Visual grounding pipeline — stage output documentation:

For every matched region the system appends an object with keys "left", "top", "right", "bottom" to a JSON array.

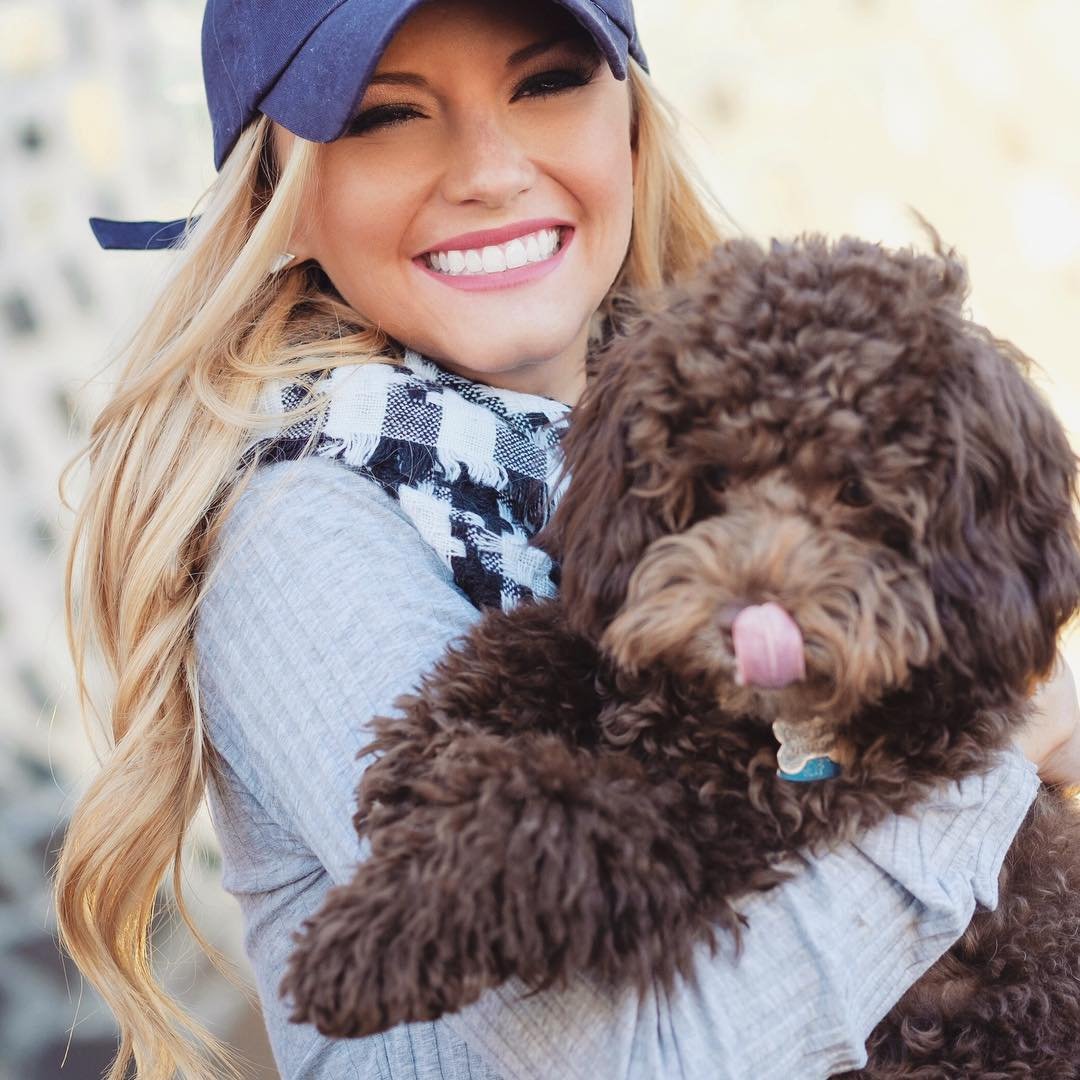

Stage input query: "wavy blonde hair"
[{"left": 53, "top": 59, "right": 727, "bottom": 1079}]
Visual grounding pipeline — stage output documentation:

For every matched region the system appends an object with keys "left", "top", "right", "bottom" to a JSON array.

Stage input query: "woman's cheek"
[
  {"left": 317, "top": 178, "right": 418, "bottom": 276},
  {"left": 534, "top": 98, "right": 632, "bottom": 188},
  {"left": 560, "top": 101, "right": 635, "bottom": 232}
]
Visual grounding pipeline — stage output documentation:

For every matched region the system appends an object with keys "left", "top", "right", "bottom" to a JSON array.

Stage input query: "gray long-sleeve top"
[{"left": 194, "top": 454, "right": 1040, "bottom": 1080}]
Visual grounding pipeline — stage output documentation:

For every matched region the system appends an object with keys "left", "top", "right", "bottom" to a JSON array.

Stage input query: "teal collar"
[{"left": 777, "top": 756, "right": 843, "bottom": 782}]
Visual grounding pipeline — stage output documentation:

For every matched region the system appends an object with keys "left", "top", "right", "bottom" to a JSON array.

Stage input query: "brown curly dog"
[{"left": 281, "top": 230, "right": 1080, "bottom": 1076}]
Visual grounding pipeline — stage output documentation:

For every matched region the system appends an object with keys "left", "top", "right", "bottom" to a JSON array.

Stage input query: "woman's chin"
[{"left": 429, "top": 330, "right": 585, "bottom": 389}]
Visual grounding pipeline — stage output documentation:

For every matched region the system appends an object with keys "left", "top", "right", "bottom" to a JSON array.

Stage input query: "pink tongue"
[{"left": 731, "top": 602, "right": 806, "bottom": 688}]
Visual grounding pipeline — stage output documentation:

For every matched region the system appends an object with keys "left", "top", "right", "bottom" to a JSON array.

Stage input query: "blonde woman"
[{"left": 57, "top": 0, "right": 1080, "bottom": 1077}]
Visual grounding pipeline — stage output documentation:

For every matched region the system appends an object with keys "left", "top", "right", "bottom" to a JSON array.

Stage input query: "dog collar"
[{"left": 777, "top": 756, "right": 844, "bottom": 782}]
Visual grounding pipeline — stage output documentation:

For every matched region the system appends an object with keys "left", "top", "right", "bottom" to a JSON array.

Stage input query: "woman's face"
[{"left": 277, "top": 0, "right": 636, "bottom": 404}]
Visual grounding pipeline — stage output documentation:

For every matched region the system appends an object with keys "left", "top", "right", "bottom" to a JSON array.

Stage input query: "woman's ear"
[
  {"left": 269, "top": 121, "right": 316, "bottom": 262},
  {"left": 283, "top": 224, "right": 314, "bottom": 265}
]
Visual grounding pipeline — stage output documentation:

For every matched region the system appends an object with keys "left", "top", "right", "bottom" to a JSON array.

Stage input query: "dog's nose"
[{"left": 731, "top": 602, "right": 806, "bottom": 688}]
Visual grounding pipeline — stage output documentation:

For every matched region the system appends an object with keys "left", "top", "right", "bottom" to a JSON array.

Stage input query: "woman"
[{"left": 56, "top": 0, "right": 1079, "bottom": 1077}]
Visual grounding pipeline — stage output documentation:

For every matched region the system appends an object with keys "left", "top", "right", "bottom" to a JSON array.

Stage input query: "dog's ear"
[
  {"left": 535, "top": 234, "right": 805, "bottom": 642},
  {"left": 535, "top": 322, "right": 685, "bottom": 641},
  {"left": 926, "top": 329, "right": 1080, "bottom": 704}
]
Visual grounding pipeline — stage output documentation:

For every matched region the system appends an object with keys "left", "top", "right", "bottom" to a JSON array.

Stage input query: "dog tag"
[{"left": 773, "top": 715, "right": 843, "bottom": 781}]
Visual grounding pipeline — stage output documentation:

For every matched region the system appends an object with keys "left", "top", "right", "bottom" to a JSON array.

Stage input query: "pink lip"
[
  {"left": 416, "top": 217, "right": 573, "bottom": 257},
  {"left": 413, "top": 227, "right": 575, "bottom": 292}
]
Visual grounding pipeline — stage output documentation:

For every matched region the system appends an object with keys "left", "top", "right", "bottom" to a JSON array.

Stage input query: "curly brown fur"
[{"left": 280, "top": 230, "right": 1080, "bottom": 1073}]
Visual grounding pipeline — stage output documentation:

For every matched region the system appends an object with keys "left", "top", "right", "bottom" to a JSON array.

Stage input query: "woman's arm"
[
  {"left": 196, "top": 455, "right": 1039, "bottom": 1079},
  {"left": 490, "top": 753, "right": 1034, "bottom": 1078}
]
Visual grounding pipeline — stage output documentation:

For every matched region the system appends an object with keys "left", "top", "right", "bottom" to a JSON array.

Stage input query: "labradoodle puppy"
[{"left": 282, "top": 231, "right": 1080, "bottom": 1075}]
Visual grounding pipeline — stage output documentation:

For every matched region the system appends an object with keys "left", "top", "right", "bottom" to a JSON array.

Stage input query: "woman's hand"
[{"left": 1014, "top": 650, "right": 1080, "bottom": 787}]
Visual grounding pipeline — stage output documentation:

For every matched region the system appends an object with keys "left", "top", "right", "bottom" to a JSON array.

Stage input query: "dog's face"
[{"left": 540, "top": 233, "right": 1080, "bottom": 734}]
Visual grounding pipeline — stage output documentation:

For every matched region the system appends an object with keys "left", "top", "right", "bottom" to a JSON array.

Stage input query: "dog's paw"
[{"left": 279, "top": 850, "right": 491, "bottom": 1038}]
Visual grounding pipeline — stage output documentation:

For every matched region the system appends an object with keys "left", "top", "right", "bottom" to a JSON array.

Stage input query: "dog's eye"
[
  {"left": 707, "top": 465, "right": 729, "bottom": 492},
  {"left": 837, "top": 477, "right": 872, "bottom": 508}
]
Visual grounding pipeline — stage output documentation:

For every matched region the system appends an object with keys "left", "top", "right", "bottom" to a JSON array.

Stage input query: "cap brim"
[{"left": 257, "top": 0, "right": 633, "bottom": 147}]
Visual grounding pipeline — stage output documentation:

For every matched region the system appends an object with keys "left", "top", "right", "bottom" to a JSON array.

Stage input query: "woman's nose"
[{"left": 438, "top": 114, "right": 537, "bottom": 209}]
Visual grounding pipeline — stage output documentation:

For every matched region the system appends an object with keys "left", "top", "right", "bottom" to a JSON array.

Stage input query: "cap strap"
[{"left": 88, "top": 216, "right": 198, "bottom": 251}]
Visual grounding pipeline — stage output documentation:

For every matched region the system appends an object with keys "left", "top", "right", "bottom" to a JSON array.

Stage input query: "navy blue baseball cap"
[{"left": 89, "top": 0, "right": 649, "bottom": 252}]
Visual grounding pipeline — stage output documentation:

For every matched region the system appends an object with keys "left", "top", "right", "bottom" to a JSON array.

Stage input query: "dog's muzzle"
[{"left": 600, "top": 509, "right": 943, "bottom": 724}]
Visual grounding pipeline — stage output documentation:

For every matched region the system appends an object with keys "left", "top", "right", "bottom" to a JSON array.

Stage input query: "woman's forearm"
[{"left": 442, "top": 748, "right": 1038, "bottom": 1080}]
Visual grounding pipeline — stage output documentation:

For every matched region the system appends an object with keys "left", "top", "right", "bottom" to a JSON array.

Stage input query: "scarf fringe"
[{"left": 319, "top": 430, "right": 383, "bottom": 471}]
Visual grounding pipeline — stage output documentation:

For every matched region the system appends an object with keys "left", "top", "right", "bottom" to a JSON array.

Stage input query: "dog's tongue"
[{"left": 732, "top": 602, "right": 806, "bottom": 688}]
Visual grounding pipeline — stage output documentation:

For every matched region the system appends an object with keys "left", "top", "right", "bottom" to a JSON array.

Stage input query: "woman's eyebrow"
[
  {"left": 367, "top": 34, "right": 594, "bottom": 88},
  {"left": 367, "top": 72, "right": 430, "bottom": 88},
  {"left": 505, "top": 32, "right": 591, "bottom": 67}
]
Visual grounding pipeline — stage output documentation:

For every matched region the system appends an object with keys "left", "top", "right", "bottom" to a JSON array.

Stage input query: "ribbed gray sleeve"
[{"left": 195, "top": 456, "right": 1040, "bottom": 1080}]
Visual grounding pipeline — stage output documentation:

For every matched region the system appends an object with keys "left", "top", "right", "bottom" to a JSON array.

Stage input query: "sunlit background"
[{"left": 2, "top": 1, "right": 1078, "bottom": 1076}]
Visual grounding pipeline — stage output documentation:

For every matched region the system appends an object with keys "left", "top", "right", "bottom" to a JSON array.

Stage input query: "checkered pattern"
[{"left": 240, "top": 350, "right": 573, "bottom": 612}]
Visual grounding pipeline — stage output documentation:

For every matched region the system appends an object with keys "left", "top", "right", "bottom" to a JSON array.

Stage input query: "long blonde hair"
[{"left": 53, "top": 60, "right": 727, "bottom": 1079}]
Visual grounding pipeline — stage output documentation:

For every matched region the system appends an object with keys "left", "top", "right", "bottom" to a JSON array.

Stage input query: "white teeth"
[
  {"left": 481, "top": 245, "right": 507, "bottom": 273},
  {"left": 425, "top": 227, "right": 564, "bottom": 276},
  {"left": 505, "top": 238, "right": 528, "bottom": 269}
]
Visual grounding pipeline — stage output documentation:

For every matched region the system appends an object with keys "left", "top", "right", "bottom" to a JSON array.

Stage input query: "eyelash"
[{"left": 348, "top": 62, "right": 601, "bottom": 135}]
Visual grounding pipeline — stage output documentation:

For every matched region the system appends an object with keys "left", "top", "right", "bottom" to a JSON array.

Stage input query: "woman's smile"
[{"left": 414, "top": 223, "right": 575, "bottom": 290}]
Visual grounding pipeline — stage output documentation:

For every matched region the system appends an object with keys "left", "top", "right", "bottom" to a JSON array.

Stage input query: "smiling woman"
[
  {"left": 275, "top": 1, "right": 637, "bottom": 401},
  {"left": 54, "top": 0, "right": 1059, "bottom": 1078}
]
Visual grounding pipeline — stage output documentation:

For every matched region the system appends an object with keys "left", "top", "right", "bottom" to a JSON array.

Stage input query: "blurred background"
[{"left": 2, "top": 0, "right": 1077, "bottom": 1076}]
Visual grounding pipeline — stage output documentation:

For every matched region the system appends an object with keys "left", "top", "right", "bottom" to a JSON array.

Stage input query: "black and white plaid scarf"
[{"left": 239, "top": 349, "right": 572, "bottom": 612}]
